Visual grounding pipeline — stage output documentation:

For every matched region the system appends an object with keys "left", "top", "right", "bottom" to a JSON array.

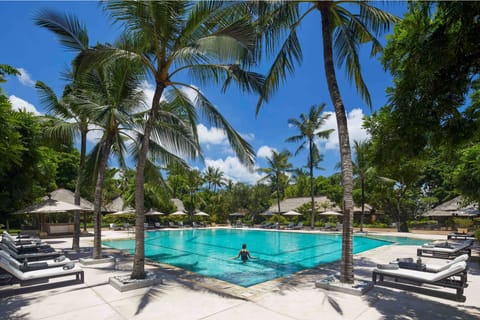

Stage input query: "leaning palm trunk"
[
  {"left": 72, "top": 129, "right": 87, "bottom": 251},
  {"left": 131, "top": 83, "right": 165, "bottom": 279},
  {"left": 92, "top": 137, "right": 113, "bottom": 259},
  {"left": 320, "top": 7, "right": 355, "bottom": 284}
]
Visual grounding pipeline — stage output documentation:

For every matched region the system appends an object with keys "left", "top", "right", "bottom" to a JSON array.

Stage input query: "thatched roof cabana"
[
  {"left": 46, "top": 188, "right": 94, "bottom": 211},
  {"left": 264, "top": 196, "right": 373, "bottom": 215},
  {"left": 423, "top": 196, "right": 479, "bottom": 217}
]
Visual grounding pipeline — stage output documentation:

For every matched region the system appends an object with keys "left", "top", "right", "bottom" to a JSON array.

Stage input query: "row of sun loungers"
[
  {"left": 371, "top": 237, "right": 474, "bottom": 301},
  {"left": 0, "top": 232, "right": 84, "bottom": 287}
]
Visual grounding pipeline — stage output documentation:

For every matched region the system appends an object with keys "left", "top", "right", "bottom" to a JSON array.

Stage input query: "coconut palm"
[
  {"left": 71, "top": 58, "right": 146, "bottom": 259},
  {"left": 254, "top": 1, "right": 399, "bottom": 284},
  {"left": 286, "top": 104, "right": 334, "bottom": 229},
  {"left": 203, "top": 166, "right": 226, "bottom": 192},
  {"left": 35, "top": 80, "right": 89, "bottom": 251},
  {"left": 34, "top": 10, "right": 95, "bottom": 251},
  {"left": 352, "top": 140, "right": 372, "bottom": 233},
  {"left": 258, "top": 150, "right": 293, "bottom": 214},
  {"left": 82, "top": 1, "right": 263, "bottom": 279}
]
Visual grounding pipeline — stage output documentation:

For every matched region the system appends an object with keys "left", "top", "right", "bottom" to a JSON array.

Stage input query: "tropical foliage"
[{"left": 2, "top": 0, "right": 480, "bottom": 288}]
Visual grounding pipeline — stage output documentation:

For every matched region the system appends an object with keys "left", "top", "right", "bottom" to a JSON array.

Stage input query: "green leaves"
[{"left": 34, "top": 10, "right": 89, "bottom": 52}]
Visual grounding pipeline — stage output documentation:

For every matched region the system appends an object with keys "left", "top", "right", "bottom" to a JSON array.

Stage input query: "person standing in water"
[{"left": 233, "top": 243, "right": 255, "bottom": 263}]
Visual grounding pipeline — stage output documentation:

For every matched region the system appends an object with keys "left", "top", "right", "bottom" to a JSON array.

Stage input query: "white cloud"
[
  {"left": 9, "top": 95, "right": 41, "bottom": 115},
  {"left": 197, "top": 124, "right": 228, "bottom": 145},
  {"left": 321, "top": 108, "right": 369, "bottom": 151},
  {"left": 205, "top": 157, "right": 263, "bottom": 185},
  {"left": 16, "top": 68, "right": 35, "bottom": 87},
  {"left": 86, "top": 124, "right": 104, "bottom": 143},
  {"left": 257, "top": 145, "right": 277, "bottom": 159},
  {"left": 137, "top": 81, "right": 155, "bottom": 112}
]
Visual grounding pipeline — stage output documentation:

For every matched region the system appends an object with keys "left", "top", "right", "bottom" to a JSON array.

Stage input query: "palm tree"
[
  {"left": 72, "top": 58, "right": 145, "bottom": 259},
  {"left": 286, "top": 104, "right": 334, "bottom": 229},
  {"left": 258, "top": 150, "right": 293, "bottom": 213},
  {"left": 203, "top": 166, "right": 226, "bottom": 192},
  {"left": 35, "top": 80, "right": 89, "bottom": 251},
  {"left": 254, "top": 1, "right": 399, "bottom": 284},
  {"left": 92, "top": 1, "right": 263, "bottom": 279},
  {"left": 34, "top": 11, "right": 99, "bottom": 252},
  {"left": 352, "top": 140, "right": 371, "bottom": 233}
]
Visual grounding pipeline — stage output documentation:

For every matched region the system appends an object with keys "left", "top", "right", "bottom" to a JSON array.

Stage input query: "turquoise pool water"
[
  {"left": 104, "top": 229, "right": 394, "bottom": 287},
  {"left": 362, "top": 235, "right": 428, "bottom": 246}
]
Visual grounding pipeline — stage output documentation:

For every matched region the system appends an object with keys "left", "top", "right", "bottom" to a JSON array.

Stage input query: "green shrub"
[
  {"left": 363, "top": 223, "right": 389, "bottom": 228},
  {"left": 453, "top": 218, "right": 474, "bottom": 228},
  {"left": 408, "top": 220, "right": 438, "bottom": 227},
  {"left": 475, "top": 229, "right": 480, "bottom": 242}
]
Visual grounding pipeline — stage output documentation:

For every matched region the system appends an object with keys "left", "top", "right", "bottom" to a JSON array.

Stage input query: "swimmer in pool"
[{"left": 233, "top": 243, "right": 255, "bottom": 263}]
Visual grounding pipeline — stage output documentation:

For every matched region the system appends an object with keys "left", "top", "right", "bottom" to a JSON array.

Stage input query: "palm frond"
[
  {"left": 42, "top": 119, "right": 78, "bottom": 144},
  {"left": 35, "top": 81, "right": 74, "bottom": 120},
  {"left": 34, "top": 9, "right": 89, "bottom": 52},
  {"left": 256, "top": 27, "right": 302, "bottom": 114},
  {"left": 332, "top": 10, "right": 372, "bottom": 107},
  {"left": 194, "top": 89, "right": 255, "bottom": 168}
]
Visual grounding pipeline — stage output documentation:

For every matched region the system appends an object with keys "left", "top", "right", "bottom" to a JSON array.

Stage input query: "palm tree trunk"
[
  {"left": 93, "top": 137, "right": 113, "bottom": 259},
  {"left": 276, "top": 173, "right": 281, "bottom": 214},
  {"left": 309, "top": 139, "right": 315, "bottom": 229},
  {"left": 360, "top": 178, "right": 365, "bottom": 232},
  {"left": 131, "top": 82, "right": 165, "bottom": 279},
  {"left": 319, "top": 6, "right": 355, "bottom": 284},
  {"left": 72, "top": 129, "right": 87, "bottom": 252}
]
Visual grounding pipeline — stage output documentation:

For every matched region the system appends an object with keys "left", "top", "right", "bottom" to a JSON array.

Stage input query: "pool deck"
[{"left": 1, "top": 228, "right": 479, "bottom": 319}]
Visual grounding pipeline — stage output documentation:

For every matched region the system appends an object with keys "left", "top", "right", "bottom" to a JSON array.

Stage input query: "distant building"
[
  {"left": 423, "top": 196, "right": 479, "bottom": 218},
  {"left": 264, "top": 196, "right": 373, "bottom": 215}
]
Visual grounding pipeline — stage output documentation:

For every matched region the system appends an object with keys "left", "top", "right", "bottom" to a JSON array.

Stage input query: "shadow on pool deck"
[{"left": 1, "top": 231, "right": 479, "bottom": 320}]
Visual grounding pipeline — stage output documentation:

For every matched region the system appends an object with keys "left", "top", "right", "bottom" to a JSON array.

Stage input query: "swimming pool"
[{"left": 103, "top": 229, "right": 393, "bottom": 287}]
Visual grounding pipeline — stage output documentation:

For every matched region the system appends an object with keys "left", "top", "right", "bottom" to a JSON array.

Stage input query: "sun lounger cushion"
[
  {"left": 62, "top": 262, "right": 75, "bottom": 270},
  {"left": 377, "top": 263, "right": 399, "bottom": 270},
  {"left": 425, "top": 254, "right": 469, "bottom": 273},
  {"left": 21, "top": 262, "right": 49, "bottom": 272},
  {"left": 54, "top": 255, "right": 67, "bottom": 262},
  {"left": 374, "top": 261, "right": 466, "bottom": 283},
  {"left": 373, "top": 261, "right": 468, "bottom": 301},
  {"left": 0, "top": 255, "right": 83, "bottom": 282},
  {"left": 0, "top": 251, "right": 70, "bottom": 270}
]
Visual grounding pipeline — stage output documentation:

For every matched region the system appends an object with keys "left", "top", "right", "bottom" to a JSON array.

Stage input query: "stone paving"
[{"left": 0, "top": 228, "right": 479, "bottom": 319}]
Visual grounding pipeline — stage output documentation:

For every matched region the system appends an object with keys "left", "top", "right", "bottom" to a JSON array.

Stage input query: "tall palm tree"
[
  {"left": 203, "top": 166, "right": 226, "bottom": 192},
  {"left": 254, "top": 1, "right": 399, "bottom": 284},
  {"left": 35, "top": 81, "right": 89, "bottom": 251},
  {"left": 34, "top": 11, "right": 94, "bottom": 252},
  {"left": 286, "top": 104, "right": 334, "bottom": 229},
  {"left": 258, "top": 150, "right": 293, "bottom": 213},
  {"left": 352, "top": 140, "right": 371, "bottom": 233},
  {"left": 90, "top": 1, "right": 263, "bottom": 279},
  {"left": 72, "top": 58, "right": 145, "bottom": 259}
]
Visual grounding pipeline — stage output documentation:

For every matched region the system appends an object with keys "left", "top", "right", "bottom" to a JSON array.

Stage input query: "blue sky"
[{"left": 1, "top": 1, "right": 407, "bottom": 185}]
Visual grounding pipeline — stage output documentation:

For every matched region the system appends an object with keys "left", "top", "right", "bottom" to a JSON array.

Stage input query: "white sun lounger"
[
  {"left": 0, "top": 243, "right": 62, "bottom": 261},
  {"left": 394, "top": 254, "right": 469, "bottom": 272},
  {"left": 372, "top": 261, "right": 468, "bottom": 301},
  {"left": 0, "top": 254, "right": 84, "bottom": 286},
  {"left": 0, "top": 250, "right": 71, "bottom": 271},
  {"left": 417, "top": 240, "right": 472, "bottom": 259},
  {"left": 2, "top": 231, "right": 49, "bottom": 249}
]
